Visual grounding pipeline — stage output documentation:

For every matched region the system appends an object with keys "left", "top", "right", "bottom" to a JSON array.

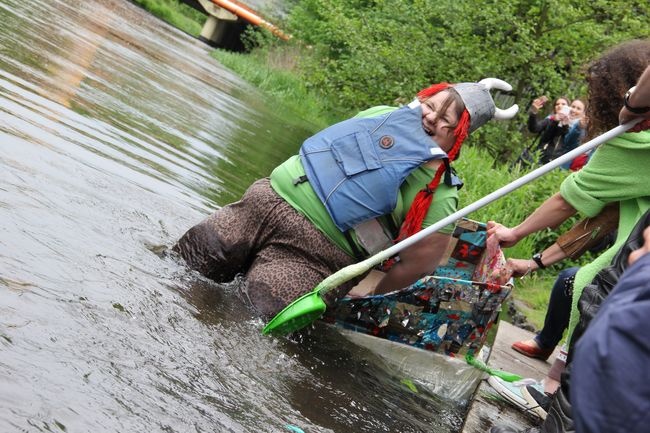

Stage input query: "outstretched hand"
[
  {"left": 505, "top": 258, "right": 533, "bottom": 278},
  {"left": 487, "top": 221, "right": 519, "bottom": 248},
  {"left": 530, "top": 96, "right": 547, "bottom": 114}
]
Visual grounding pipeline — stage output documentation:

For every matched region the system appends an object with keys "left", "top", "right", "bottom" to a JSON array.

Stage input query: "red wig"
[{"left": 397, "top": 83, "right": 471, "bottom": 240}]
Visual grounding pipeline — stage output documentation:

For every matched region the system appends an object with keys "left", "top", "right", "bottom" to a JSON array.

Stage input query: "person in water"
[{"left": 173, "top": 79, "right": 517, "bottom": 318}]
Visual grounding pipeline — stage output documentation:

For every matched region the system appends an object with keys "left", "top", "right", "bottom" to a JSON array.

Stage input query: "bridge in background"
[{"left": 179, "top": 0, "right": 289, "bottom": 50}]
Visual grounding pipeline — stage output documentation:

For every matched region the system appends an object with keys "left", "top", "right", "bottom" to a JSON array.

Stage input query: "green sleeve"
[
  {"left": 560, "top": 131, "right": 650, "bottom": 217},
  {"left": 562, "top": 130, "right": 650, "bottom": 346},
  {"left": 353, "top": 105, "right": 398, "bottom": 118}
]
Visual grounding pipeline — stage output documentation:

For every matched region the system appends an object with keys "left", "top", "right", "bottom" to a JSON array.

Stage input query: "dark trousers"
[{"left": 534, "top": 267, "right": 578, "bottom": 349}]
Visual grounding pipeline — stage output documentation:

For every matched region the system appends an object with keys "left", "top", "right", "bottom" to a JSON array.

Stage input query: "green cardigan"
[{"left": 560, "top": 129, "right": 650, "bottom": 344}]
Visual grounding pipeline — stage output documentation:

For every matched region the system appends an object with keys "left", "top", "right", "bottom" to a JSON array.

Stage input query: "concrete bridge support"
[
  {"left": 179, "top": 0, "right": 287, "bottom": 51},
  {"left": 196, "top": 0, "right": 247, "bottom": 50}
]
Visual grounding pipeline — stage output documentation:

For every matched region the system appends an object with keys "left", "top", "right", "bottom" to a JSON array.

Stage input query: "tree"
[{"left": 285, "top": 0, "right": 650, "bottom": 159}]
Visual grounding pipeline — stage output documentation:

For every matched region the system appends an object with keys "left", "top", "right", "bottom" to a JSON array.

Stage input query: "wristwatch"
[
  {"left": 532, "top": 252, "right": 546, "bottom": 270},
  {"left": 624, "top": 86, "right": 650, "bottom": 114}
]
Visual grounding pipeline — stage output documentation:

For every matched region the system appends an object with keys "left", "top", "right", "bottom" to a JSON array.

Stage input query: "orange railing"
[{"left": 210, "top": 0, "right": 290, "bottom": 40}]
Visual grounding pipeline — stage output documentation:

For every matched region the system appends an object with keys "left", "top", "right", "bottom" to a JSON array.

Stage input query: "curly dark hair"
[{"left": 585, "top": 39, "right": 650, "bottom": 137}]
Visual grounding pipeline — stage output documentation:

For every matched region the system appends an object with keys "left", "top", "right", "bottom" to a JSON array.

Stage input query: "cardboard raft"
[{"left": 322, "top": 218, "right": 511, "bottom": 357}]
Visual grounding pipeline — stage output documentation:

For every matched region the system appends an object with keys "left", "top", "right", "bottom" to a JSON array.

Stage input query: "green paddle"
[
  {"left": 465, "top": 354, "right": 523, "bottom": 382},
  {"left": 262, "top": 120, "right": 640, "bottom": 336}
]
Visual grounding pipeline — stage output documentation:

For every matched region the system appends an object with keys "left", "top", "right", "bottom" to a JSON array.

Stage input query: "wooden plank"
[{"left": 461, "top": 321, "right": 561, "bottom": 432}]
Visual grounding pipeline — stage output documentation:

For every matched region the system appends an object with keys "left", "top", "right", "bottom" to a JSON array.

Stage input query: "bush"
[{"left": 284, "top": 0, "right": 650, "bottom": 162}]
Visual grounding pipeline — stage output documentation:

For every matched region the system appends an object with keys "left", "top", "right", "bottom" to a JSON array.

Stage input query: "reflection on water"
[{"left": 0, "top": 0, "right": 464, "bottom": 431}]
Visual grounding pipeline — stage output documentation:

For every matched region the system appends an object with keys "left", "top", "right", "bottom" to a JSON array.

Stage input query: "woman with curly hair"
[{"left": 487, "top": 39, "right": 650, "bottom": 431}]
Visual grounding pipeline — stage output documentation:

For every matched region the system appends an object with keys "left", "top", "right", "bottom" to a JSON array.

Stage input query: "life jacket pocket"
[{"left": 331, "top": 131, "right": 382, "bottom": 176}]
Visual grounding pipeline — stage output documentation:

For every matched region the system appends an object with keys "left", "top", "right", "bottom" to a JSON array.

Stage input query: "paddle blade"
[
  {"left": 263, "top": 261, "right": 372, "bottom": 336},
  {"left": 262, "top": 291, "right": 327, "bottom": 335}
]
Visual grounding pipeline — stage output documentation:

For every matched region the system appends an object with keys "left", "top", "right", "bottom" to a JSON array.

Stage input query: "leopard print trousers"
[{"left": 173, "top": 178, "right": 362, "bottom": 317}]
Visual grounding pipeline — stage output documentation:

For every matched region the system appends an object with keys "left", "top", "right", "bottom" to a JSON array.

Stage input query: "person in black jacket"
[{"left": 527, "top": 96, "right": 571, "bottom": 164}]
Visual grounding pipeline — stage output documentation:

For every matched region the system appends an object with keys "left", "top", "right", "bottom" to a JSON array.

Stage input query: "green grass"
[
  {"left": 211, "top": 47, "right": 346, "bottom": 129},
  {"left": 512, "top": 273, "right": 557, "bottom": 330},
  {"left": 131, "top": 0, "right": 205, "bottom": 37}
]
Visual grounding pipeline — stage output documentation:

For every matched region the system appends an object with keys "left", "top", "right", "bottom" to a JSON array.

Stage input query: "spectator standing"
[
  {"left": 559, "top": 99, "right": 590, "bottom": 170},
  {"left": 527, "top": 96, "right": 570, "bottom": 164}
]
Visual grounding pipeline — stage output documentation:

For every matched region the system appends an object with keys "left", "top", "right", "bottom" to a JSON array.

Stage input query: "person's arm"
[
  {"left": 619, "top": 65, "right": 650, "bottom": 125},
  {"left": 374, "top": 232, "right": 450, "bottom": 294},
  {"left": 372, "top": 162, "right": 457, "bottom": 294},
  {"left": 487, "top": 192, "right": 577, "bottom": 248},
  {"left": 528, "top": 96, "right": 550, "bottom": 133},
  {"left": 555, "top": 203, "right": 619, "bottom": 258},
  {"left": 506, "top": 204, "right": 619, "bottom": 277},
  {"left": 506, "top": 243, "right": 566, "bottom": 277},
  {"left": 528, "top": 111, "right": 548, "bottom": 134}
]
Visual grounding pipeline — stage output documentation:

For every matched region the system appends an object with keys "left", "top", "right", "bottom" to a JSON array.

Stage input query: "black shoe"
[{"left": 521, "top": 384, "right": 552, "bottom": 419}]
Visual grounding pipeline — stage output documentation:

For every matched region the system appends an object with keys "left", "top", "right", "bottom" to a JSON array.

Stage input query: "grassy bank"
[
  {"left": 509, "top": 274, "right": 556, "bottom": 329},
  {"left": 130, "top": 0, "right": 205, "bottom": 37},
  {"left": 211, "top": 47, "right": 347, "bottom": 129}
]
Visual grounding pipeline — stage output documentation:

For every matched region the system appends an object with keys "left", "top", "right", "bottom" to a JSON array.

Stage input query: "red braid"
[{"left": 397, "top": 102, "right": 471, "bottom": 241}]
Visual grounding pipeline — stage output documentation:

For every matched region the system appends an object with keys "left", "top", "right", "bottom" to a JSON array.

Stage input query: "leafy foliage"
[
  {"left": 211, "top": 47, "right": 340, "bottom": 128},
  {"left": 284, "top": 0, "right": 650, "bottom": 160}
]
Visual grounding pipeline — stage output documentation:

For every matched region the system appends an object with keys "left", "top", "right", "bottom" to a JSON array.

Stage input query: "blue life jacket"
[{"left": 299, "top": 102, "right": 449, "bottom": 232}]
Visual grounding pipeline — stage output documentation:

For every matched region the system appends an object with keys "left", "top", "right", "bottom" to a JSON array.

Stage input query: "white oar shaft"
[{"left": 317, "top": 120, "right": 641, "bottom": 294}]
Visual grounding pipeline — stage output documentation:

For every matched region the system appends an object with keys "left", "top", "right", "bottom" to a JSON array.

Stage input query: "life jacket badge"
[{"left": 379, "top": 135, "right": 394, "bottom": 149}]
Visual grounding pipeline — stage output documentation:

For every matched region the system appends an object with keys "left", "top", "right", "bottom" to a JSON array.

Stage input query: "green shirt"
[
  {"left": 270, "top": 106, "right": 458, "bottom": 257},
  {"left": 560, "top": 130, "right": 650, "bottom": 342}
]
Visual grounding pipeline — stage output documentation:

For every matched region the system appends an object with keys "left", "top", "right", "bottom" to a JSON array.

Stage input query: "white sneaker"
[{"left": 487, "top": 376, "right": 545, "bottom": 418}]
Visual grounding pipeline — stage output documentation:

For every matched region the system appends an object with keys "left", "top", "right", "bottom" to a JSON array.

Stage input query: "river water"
[{"left": 0, "top": 1, "right": 464, "bottom": 431}]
